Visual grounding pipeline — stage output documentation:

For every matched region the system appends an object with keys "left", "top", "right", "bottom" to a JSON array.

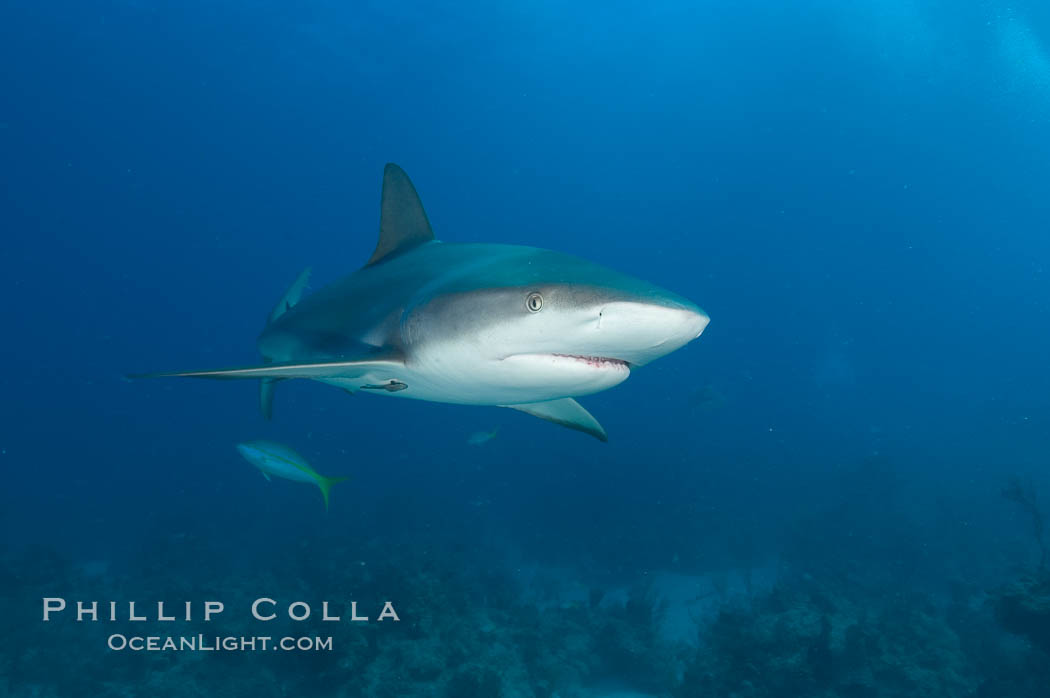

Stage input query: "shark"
[{"left": 135, "top": 164, "right": 710, "bottom": 441}]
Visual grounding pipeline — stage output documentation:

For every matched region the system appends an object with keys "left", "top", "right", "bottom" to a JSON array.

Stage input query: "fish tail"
[{"left": 317, "top": 475, "right": 350, "bottom": 512}]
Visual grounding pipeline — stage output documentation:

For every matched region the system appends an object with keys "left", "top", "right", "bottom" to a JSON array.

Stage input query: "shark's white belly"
[{"left": 318, "top": 346, "right": 630, "bottom": 406}]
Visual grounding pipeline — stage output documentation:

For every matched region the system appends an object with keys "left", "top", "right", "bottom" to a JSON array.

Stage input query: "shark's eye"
[{"left": 525, "top": 292, "right": 543, "bottom": 312}]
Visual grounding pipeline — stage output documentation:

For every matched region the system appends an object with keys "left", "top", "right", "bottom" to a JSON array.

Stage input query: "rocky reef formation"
[
  {"left": 4, "top": 530, "right": 1050, "bottom": 698},
  {"left": 0, "top": 538, "right": 679, "bottom": 698},
  {"left": 675, "top": 577, "right": 977, "bottom": 698},
  {"left": 994, "top": 572, "right": 1050, "bottom": 654},
  {"left": 1001, "top": 476, "right": 1047, "bottom": 571}
]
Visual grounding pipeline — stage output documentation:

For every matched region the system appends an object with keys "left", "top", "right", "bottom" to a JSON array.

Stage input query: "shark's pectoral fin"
[
  {"left": 130, "top": 352, "right": 404, "bottom": 382},
  {"left": 258, "top": 268, "right": 311, "bottom": 419},
  {"left": 268, "top": 267, "right": 312, "bottom": 324},
  {"left": 502, "top": 398, "right": 608, "bottom": 442},
  {"left": 260, "top": 470, "right": 272, "bottom": 482}
]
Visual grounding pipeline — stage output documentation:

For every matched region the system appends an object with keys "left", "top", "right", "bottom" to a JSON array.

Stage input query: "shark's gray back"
[
  {"left": 258, "top": 242, "right": 526, "bottom": 361},
  {"left": 258, "top": 240, "right": 668, "bottom": 362}
]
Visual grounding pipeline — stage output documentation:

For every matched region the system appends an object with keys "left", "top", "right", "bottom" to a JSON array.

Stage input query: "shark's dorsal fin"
[{"left": 367, "top": 164, "right": 434, "bottom": 266}]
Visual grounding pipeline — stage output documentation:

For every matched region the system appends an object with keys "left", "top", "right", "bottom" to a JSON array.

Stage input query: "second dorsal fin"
[{"left": 366, "top": 163, "right": 434, "bottom": 266}]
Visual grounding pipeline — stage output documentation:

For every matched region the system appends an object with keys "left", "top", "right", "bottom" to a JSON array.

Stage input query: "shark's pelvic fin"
[
  {"left": 268, "top": 267, "right": 312, "bottom": 324},
  {"left": 502, "top": 398, "right": 608, "bottom": 442},
  {"left": 259, "top": 377, "right": 280, "bottom": 420},
  {"left": 366, "top": 163, "right": 434, "bottom": 266},
  {"left": 130, "top": 354, "right": 403, "bottom": 381}
]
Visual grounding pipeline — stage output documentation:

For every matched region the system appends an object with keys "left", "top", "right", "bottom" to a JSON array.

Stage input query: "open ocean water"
[{"left": 3, "top": 1, "right": 1050, "bottom": 696}]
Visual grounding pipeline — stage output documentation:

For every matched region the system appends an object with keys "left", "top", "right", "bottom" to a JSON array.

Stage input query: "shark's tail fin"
[
  {"left": 317, "top": 475, "right": 350, "bottom": 513},
  {"left": 259, "top": 268, "right": 312, "bottom": 419}
]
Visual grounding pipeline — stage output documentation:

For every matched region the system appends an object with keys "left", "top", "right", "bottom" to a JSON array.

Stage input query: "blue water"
[{"left": 3, "top": 1, "right": 1050, "bottom": 696}]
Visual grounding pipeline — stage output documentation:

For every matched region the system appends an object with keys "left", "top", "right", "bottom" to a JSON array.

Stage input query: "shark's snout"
[
  {"left": 592, "top": 299, "right": 709, "bottom": 366},
  {"left": 688, "top": 306, "right": 711, "bottom": 338}
]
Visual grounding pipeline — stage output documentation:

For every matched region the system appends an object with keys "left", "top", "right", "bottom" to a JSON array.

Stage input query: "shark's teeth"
[{"left": 551, "top": 354, "right": 629, "bottom": 370}]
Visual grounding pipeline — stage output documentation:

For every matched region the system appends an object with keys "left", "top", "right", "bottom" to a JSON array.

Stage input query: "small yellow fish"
[
  {"left": 466, "top": 427, "right": 499, "bottom": 446},
  {"left": 236, "top": 441, "right": 348, "bottom": 512}
]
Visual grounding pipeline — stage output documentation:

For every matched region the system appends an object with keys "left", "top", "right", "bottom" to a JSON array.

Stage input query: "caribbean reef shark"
[{"left": 135, "top": 164, "right": 709, "bottom": 441}]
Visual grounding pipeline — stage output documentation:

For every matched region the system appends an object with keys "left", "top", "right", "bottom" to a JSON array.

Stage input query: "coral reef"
[
  {"left": 1002, "top": 476, "right": 1048, "bottom": 571},
  {"left": 994, "top": 572, "right": 1050, "bottom": 654},
  {"left": 676, "top": 578, "right": 978, "bottom": 698},
  {"left": 4, "top": 525, "right": 1050, "bottom": 698},
  {"left": 0, "top": 539, "right": 679, "bottom": 698}
]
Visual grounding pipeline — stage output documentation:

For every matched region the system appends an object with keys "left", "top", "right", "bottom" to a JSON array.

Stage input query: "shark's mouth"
[
  {"left": 551, "top": 354, "right": 630, "bottom": 370},
  {"left": 500, "top": 352, "right": 631, "bottom": 375}
]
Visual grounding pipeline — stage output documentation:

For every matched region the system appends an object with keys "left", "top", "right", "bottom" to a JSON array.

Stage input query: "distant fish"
[
  {"left": 236, "top": 441, "right": 348, "bottom": 512},
  {"left": 466, "top": 427, "right": 499, "bottom": 446},
  {"left": 689, "top": 384, "right": 726, "bottom": 413}
]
